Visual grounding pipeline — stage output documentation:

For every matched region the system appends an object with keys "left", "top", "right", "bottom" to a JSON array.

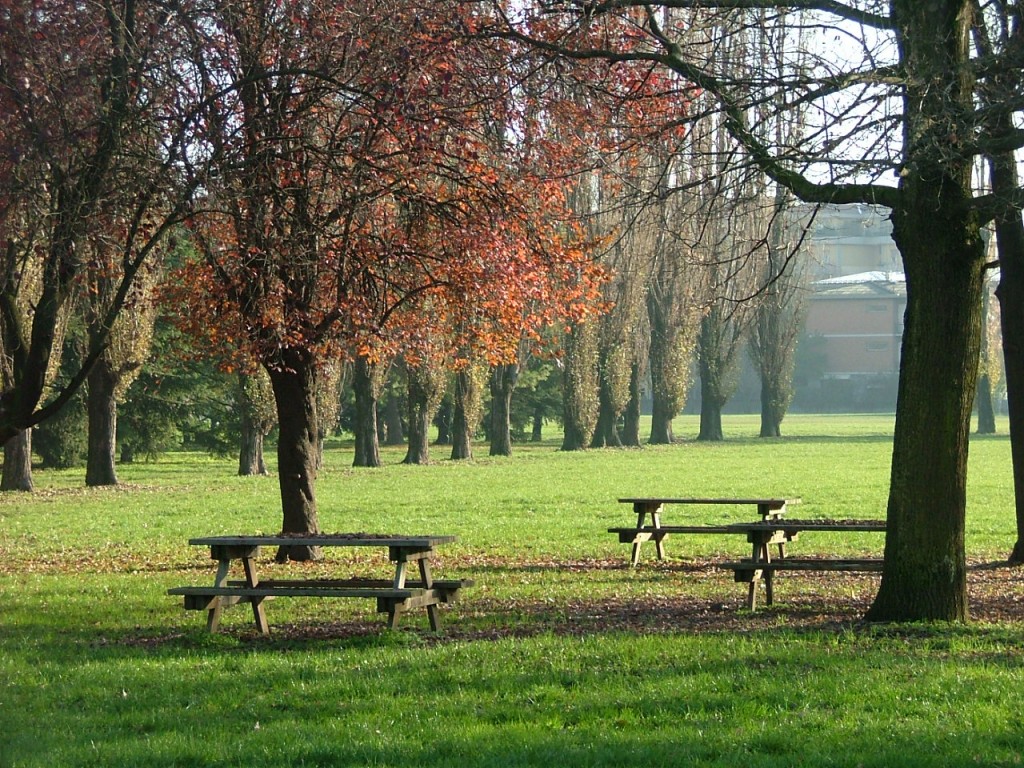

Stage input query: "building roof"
[
  {"left": 815, "top": 270, "right": 905, "bottom": 285},
  {"left": 812, "top": 271, "right": 906, "bottom": 299}
]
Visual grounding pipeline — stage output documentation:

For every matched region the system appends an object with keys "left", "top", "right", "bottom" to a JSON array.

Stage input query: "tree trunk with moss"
[
  {"left": 403, "top": 361, "right": 445, "bottom": 465},
  {"left": 561, "top": 322, "right": 599, "bottom": 451},
  {"left": 452, "top": 367, "right": 483, "bottom": 461},
  {"left": 352, "top": 355, "right": 383, "bottom": 468}
]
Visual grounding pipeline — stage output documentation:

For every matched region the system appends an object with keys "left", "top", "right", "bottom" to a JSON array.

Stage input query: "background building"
[{"left": 795, "top": 204, "right": 904, "bottom": 411}]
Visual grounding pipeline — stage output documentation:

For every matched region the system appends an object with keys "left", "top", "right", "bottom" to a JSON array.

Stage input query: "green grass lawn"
[{"left": 2, "top": 414, "right": 1023, "bottom": 767}]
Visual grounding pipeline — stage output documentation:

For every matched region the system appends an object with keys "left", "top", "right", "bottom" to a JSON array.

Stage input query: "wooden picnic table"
[
  {"left": 719, "top": 519, "right": 886, "bottom": 610},
  {"left": 168, "top": 534, "right": 470, "bottom": 634},
  {"left": 610, "top": 497, "right": 799, "bottom": 566}
]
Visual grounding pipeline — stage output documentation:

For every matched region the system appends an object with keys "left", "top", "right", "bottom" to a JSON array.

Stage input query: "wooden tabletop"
[{"left": 189, "top": 534, "right": 457, "bottom": 548}]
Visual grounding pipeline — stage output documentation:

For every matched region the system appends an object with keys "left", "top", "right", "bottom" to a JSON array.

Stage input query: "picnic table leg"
[
  {"left": 386, "top": 558, "right": 410, "bottom": 628},
  {"left": 418, "top": 557, "right": 442, "bottom": 632},
  {"left": 746, "top": 537, "right": 773, "bottom": 611},
  {"left": 651, "top": 504, "right": 666, "bottom": 561},
  {"left": 206, "top": 558, "right": 231, "bottom": 632},
  {"left": 242, "top": 556, "right": 270, "bottom": 636},
  {"left": 630, "top": 502, "right": 665, "bottom": 566}
]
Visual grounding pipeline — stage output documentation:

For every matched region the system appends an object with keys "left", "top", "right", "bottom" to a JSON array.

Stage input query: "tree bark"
[
  {"left": 1, "top": 429, "right": 33, "bottom": 492},
  {"left": 382, "top": 395, "right": 405, "bottom": 446},
  {"left": 590, "top": 373, "right": 623, "bottom": 448},
  {"left": 352, "top": 355, "right": 382, "bottom": 468},
  {"left": 531, "top": 408, "right": 544, "bottom": 442},
  {"left": 451, "top": 368, "right": 477, "bottom": 461},
  {"left": 649, "top": 395, "right": 676, "bottom": 444},
  {"left": 489, "top": 363, "right": 518, "bottom": 457},
  {"left": 266, "top": 352, "right": 322, "bottom": 562},
  {"left": 238, "top": 416, "right": 268, "bottom": 476},
  {"left": 434, "top": 397, "right": 453, "bottom": 446},
  {"left": 864, "top": 1, "right": 984, "bottom": 622},
  {"left": 403, "top": 389, "right": 432, "bottom": 464},
  {"left": 647, "top": 293, "right": 688, "bottom": 445},
  {"left": 85, "top": 359, "right": 119, "bottom": 487},
  {"left": 561, "top": 323, "right": 598, "bottom": 451},
  {"left": 994, "top": 215, "right": 1024, "bottom": 560},
  {"left": 866, "top": 209, "right": 982, "bottom": 620},
  {"left": 697, "top": 375, "right": 725, "bottom": 442},
  {"left": 987, "top": 132, "right": 1024, "bottom": 561},
  {"left": 238, "top": 375, "right": 269, "bottom": 476},
  {"left": 759, "top": 382, "right": 783, "bottom": 438},
  {"left": 975, "top": 282, "right": 996, "bottom": 435},
  {"left": 403, "top": 364, "right": 442, "bottom": 465},
  {"left": 621, "top": 362, "right": 642, "bottom": 447},
  {"left": 696, "top": 310, "right": 743, "bottom": 443},
  {"left": 975, "top": 372, "right": 996, "bottom": 435}
]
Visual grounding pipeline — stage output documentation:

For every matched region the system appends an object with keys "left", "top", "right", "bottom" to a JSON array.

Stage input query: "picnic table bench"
[
  {"left": 168, "top": 534, "right": 471, "bottom": 634},
  {"left": 610, "top": 497, "right": 799, "bottom": 566},
  {"left": 718, "top": 519, "right": 886, "bottom": 609}
]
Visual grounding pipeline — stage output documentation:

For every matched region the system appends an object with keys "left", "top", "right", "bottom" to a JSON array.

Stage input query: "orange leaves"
[{"left": 167, "top": 0, "right": 616, "bottom": 376}]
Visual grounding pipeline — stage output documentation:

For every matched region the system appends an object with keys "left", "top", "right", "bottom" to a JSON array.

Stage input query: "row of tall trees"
[
  {"left": 489, "top": 0, "right": 1024, "bottom": 622},
  {"left": 0, "top": 0, "right": 817, "bottom": 510}
]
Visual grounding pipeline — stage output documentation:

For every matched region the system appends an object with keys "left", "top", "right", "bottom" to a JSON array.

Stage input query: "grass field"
[{"left": 2, "top": 414, "right": 1023, "bottom": 766}]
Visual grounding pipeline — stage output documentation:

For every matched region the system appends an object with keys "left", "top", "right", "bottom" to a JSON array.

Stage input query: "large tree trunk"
[
  {"left": 352, "top": 355, "right": 382, "bottom": 468},
  {"left": 987, "top": 127, "right": 1024, "bottom": 561},
  {"left": 451, "top": 368, "right": 478, "bottom": 461},
  {"left": 975, "top": 281, "right": 996, "bottom": 435},
  {"left": 489, "top": 363, "right": 518, "bottom": 456},
  {"left": 647, "top": 294, "right": 689, "bottom": 445},
  {"left": 697, "top": 365, "right": 725, "bottom": 442},
  {"left": 561, "top": 323, "right": 599, "bottom": 451},
  {"left": 531, "top": 408, "right": 544, "bottom": 442},
  {"left": 403, "top": 364, "right": 442, "bottom": 465},
  {"left": 696, "top": 311, "right": 741, "bottom": 443},
  {"left": 403, "top": 390, "right": 432, "bottom": 464},
  {"left": 621, "top": 361, "right": 642, "bottom": 448},
  {"left": 434, "top": 397, "right": 453, "bottom": 446},
  {"left": 85, "top": 359, "right": 118, "bottom": 487},
  {"left": 266, "top": 352, "right": 322, "bottom": 562},
  {"left": 867, "top": 211, "right": 982, "bottom": 621},
  {"left": 1, "top": 429, "right": 33, "bottom": 492},
  {"left": 760, "top": 382, "right": 783, "bottom": 438},
  {"left": 866, "top": 1, "right": 984, "bottom": 622},
  {"left": 382, "top": 395, "right": 405, "bottom": 446},
  {"left": 975, "top": 372, "right": 996, "bottom": 435},
  {"left": 238, "top": 375, "right": 269, "bottom": 476},
  {"left": 649, "top": 395, "right": 676, "bottom": 444},
  {"left": 238, "top": 416, "right": 267, "bottom": 476},
  {"left": 590, "top": 374, "right": 623, "bottom": 448}
]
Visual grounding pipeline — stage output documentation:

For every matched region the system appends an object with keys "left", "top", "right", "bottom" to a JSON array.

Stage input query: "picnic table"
[
  {"left": 719, "top": 519, "right": 886, "bottom": 609},
  {"left": 168, "top": 534, "right": 470, "bottom": 634},
  {"left": 609, "top": 497, "right": 799, "bottom": 566}
]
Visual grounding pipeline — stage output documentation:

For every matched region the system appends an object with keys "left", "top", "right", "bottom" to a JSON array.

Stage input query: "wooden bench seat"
[
  {"left": 720, "top": 558, "right": 882, "bottom": 609},
  {"left": 168, "top": 579, "right": 473, "bottom": 621},
  {"left": 169, "top": 579, "right": 471, "bottom": 602},
  {"left": 722, "top": 558, "right": 882, "bottom": 576}
]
